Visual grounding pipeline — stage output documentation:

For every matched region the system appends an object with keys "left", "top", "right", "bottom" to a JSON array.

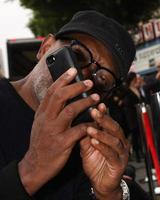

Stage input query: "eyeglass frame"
[{"left": 60, "top": 36, "right": 122, "bottom": 93}]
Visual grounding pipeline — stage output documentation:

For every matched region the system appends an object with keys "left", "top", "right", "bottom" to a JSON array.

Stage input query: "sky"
[{"left": 0, "top": 0, "right": 34, "bottom": 76}]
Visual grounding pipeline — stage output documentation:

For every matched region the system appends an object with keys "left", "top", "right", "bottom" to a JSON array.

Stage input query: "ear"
[{"left": 36, "top": 34, "right": 56, "bottom": 60}]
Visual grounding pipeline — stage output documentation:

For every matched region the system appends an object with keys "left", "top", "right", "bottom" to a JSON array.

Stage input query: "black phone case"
[
  {"left": 46, "top": 46, "right": 93, "bottom": 124},
  {"left": 46, "top": 46, "right": 80, "bottom": 81}
]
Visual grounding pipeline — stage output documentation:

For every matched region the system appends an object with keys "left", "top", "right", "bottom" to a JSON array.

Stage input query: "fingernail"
[
  {"left": 67, "top": 68, "right": 77, "bottom": 76},
  {"left": 91, "top": 138, "right": 99, "bottom": 145},
  {"left": 90, "top": 94, "right": 100, "bottom": 101},
  {"left": 96, "top": 110, "right": 102, "bottom": 118},
  {"left": 83, "top": 80, "right": 93, "bottom": 88},
  {"left": 87, "top": 127, "right": 98, "bottom": 134},
  {"left": 100, "top": 103, "right": 106, "bottom": 109}
]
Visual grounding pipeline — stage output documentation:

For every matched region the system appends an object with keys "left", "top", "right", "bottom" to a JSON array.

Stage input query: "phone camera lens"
[{"left": 47, "top": 55, "right": 56, "bottom": 65}]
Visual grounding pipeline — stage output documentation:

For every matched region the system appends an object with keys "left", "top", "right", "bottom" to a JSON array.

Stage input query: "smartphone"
[
  {"left": 46, "top": 46, "right": 81, "bottom": 81},
  {"left": 46, "top": 46, "right": 93, "bottom": 124}
]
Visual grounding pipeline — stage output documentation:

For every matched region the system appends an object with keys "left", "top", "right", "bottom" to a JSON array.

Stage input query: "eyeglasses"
[{"left": 69, "top": 39, "right": 120, "bottom": 94}]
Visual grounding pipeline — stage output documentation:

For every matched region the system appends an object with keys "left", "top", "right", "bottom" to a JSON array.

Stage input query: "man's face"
[
  {"left": 66, "top": 34, "right": 118, "bottom": 95},
  {"left": 33, "top": 33, "right": 118, "bottom": 102}
]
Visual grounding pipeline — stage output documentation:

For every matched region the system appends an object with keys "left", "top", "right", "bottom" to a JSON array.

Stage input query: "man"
[
  {"left": 123, "top": 72, "right": 144, "bottom": 163},
  {"left": 0, "top": 11, "right": 135, "bottom": 199}
]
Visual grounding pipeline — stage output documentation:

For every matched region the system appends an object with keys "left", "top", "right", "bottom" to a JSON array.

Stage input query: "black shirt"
[
  {"left": 0, "top": 78, "right": 91, "bottom": 200},
  {"left": 0, "top": 78, "right": 151, "bottom": 200}
]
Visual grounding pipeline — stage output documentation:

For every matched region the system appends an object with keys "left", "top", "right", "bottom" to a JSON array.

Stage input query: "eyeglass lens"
[
  {"left": 71, "top": 43, "right": 91, "bottom": 68},
  {"left": 71, "top": 42, "right": 115, "bottom": 92}
]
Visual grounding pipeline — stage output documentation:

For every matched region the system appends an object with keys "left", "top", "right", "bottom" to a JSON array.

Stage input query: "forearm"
[
  {"left": 18, "top": 155, "right": 47, "bottom": 196},
  {"left": 18, "top": 159, "right": 38, "bottom": 196}
]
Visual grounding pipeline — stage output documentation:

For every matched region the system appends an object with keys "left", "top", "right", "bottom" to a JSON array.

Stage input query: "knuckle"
[
  {"left": 78, "top": 81, "right": 87, "bottom": 91},
  {"left": 46, "top": 87, "right": 54, "bottom": 97},
  {"left": 79, "top": 124, "right": 88, "bottom": 133},
  {"left": 80, "top": 81, "right": 86, "bottom": 88},
  {"left": 113, "top": 122, "right": 121, "bottom": 132},
  {"left": 82, "top": 97, "right": 91, "bottom": 106},
  {"left": 89, "top": 96, "right": 96, "bottom": 104},
  {"left": 62, "top": 72, "right": 71, "bottom": 80},
  {"left": 73, "top": 81, "right": 86, "bottom": 92},
  {"left": 53, "top": 90, "right": 63, "bottom": 101},
  {"left": 114, "top": 138, "right": 122, "bottom": 147},
  {"left": 64, "top": 105, "right": 75, "bottom": 118},
  {"left": 82, "top": 96, "right": 97, "bottom": 108},
  {"left": 71, "top": 124, "right": 88, "bottom": 139}
]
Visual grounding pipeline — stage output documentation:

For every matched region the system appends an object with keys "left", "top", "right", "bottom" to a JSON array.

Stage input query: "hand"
[
  {"left": 18, "top": 68, "right": 100, "bottom": 195},
  {"left": 80, "top": 103, "right": 130, "bottom": 200}
]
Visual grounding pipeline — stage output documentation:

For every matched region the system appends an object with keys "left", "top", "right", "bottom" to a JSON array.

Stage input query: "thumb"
[{"left": 80, "top": 136, "right": 93, "bottom": 157}]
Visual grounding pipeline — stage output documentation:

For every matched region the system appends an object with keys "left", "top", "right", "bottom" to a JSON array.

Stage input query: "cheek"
[
  {"left": 34, "top": 76, "right": 52, "bottom": 101},
  {"left": 33, "top": 66, "right": 53, "bottom": 101},
  {"left": 42, "top": 67, "right": 53, "bottom": 89}
]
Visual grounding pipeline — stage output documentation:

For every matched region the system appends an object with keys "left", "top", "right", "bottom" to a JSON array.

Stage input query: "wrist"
[
  {"left": 90, "top": 179, "right": 129, "bottom": 200},
  {"left": 18, "top": 154, "right": 44, "bottom": 195},
  {"left": 93, "top": 186, "right": 122, "bottom": 200}
]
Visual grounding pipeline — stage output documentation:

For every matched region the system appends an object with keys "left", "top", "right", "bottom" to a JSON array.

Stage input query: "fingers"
[
  {"left": 56, "top": 94, "right": 100, "bottom": 128},
  {"left": 63, "top": 122, "right": 95, "bottom": 149},
  {"left": 46, "top": 79, "right": 94, "bottom": 119},
  {"left": 86, "top": 104, "right": 130, "bottom": 165},
  {"left": 87, "top": 126, "right": 130, "bottom": 167},
  {"left": 37, "top": 66, "right": 98, "bottom": 121},
  {"left": 90, "top": 108, "right": 127, "bottom": 147},
  {"left": 61, "top": 124, "right": 89, "bottom": 148},
  {"left": 87, "top": 127, "right": 129, "bottom": 156},
  {"left": 91, "top": 138, "right": 129, "bottom": 167},
  {"left": 97, "top": 103, "right": 107, "bottom": 115}
]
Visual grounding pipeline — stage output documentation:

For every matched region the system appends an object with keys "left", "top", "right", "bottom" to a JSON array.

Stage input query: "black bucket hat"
[{"left": 55, "top": 10, "right": 136, "bottom": 79}]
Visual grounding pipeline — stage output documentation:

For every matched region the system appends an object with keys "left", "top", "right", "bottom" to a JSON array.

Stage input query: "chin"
[
  {"left": 33, "top": 76, "right": 53, "bottom": 102},
  {"left": 37, "top": 88, "right": 48, "bottom": 102}
]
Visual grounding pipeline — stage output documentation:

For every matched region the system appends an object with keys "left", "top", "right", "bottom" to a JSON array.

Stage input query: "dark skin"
[{"left": 12, "top": 33, "right": 130, "bottom": 200}]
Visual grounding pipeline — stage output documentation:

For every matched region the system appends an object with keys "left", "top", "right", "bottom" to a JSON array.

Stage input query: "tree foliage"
[{"left": 18, "top": 0, "right": 160, "bottom": 36}]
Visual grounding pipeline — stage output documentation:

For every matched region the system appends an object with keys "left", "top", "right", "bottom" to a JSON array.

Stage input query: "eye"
[{"left": 93, "top": 69, "right": 115, "bottom": 91}]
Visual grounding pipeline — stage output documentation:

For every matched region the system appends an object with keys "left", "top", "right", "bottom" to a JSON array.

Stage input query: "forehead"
[{"left": 67, "top": 33, "right": 119, "bottom": 76}]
